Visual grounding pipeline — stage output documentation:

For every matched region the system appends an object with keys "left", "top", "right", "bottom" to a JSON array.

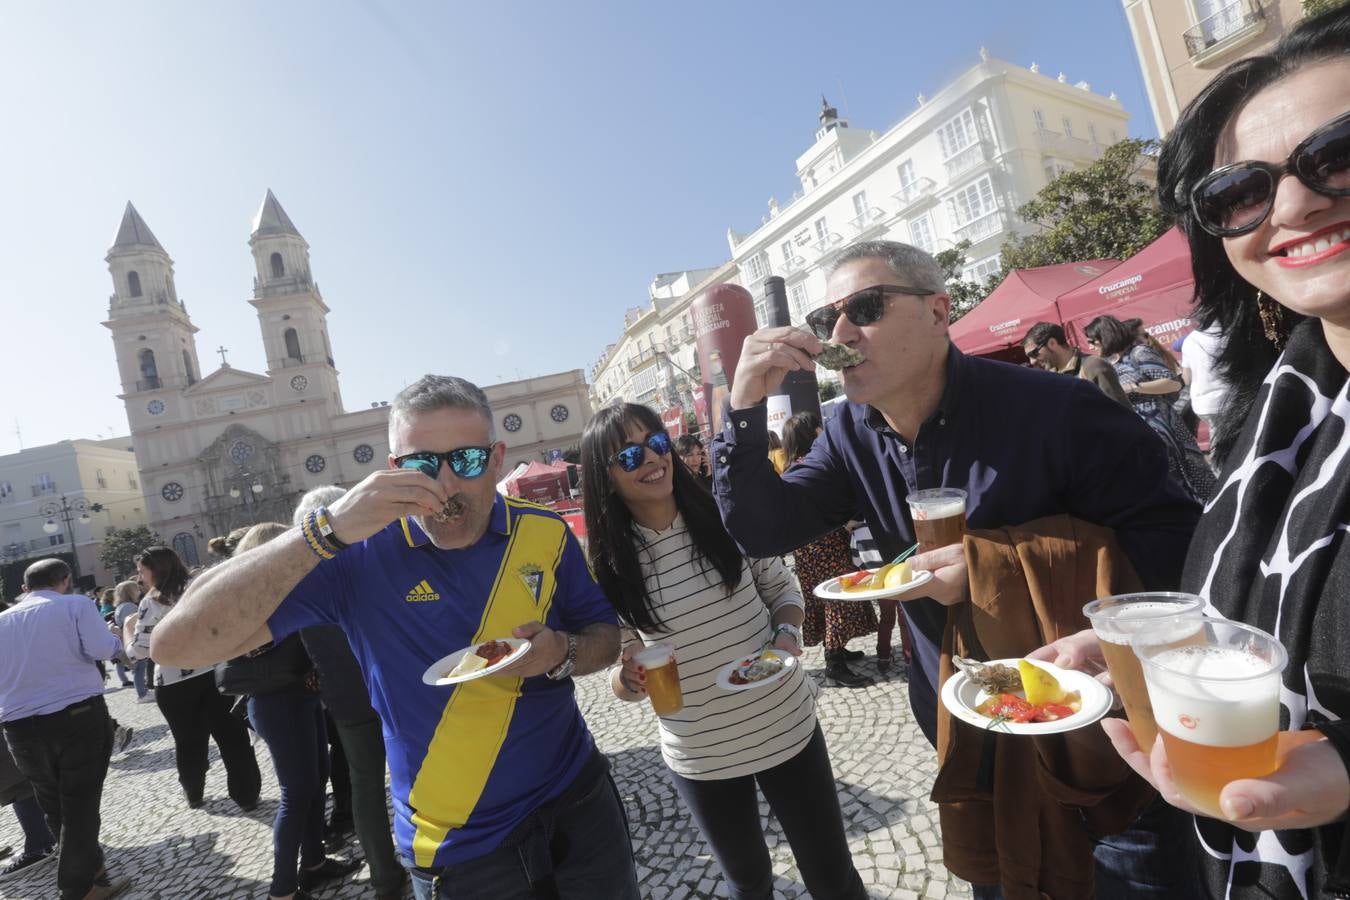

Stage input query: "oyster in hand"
[{"left": 813, "top": 341, "right": 866, "bottom": 371}]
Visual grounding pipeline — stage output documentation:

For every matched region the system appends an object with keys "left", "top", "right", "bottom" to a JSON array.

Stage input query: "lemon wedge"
[
  {"left": 449, "top": 653, "right": 489, "bottom": 678},
  {"left": 883, "top": 561, "right": 912, "bottom": 589},
  {"left": 759, "top": 649, "right": 780, "bottom": 662},
  {"left": 1018, "top": 659, "right": 1068, "bottom": 705}
]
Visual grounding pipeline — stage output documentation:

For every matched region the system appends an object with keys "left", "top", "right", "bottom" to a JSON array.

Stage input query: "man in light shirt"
[{"left": 0, "top": 559, "right": 131, "bottom": 900}]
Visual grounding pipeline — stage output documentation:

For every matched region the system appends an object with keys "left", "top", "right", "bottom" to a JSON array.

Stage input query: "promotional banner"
[{"left": 691, "top": 284, "right": 758, "bottom": 435}]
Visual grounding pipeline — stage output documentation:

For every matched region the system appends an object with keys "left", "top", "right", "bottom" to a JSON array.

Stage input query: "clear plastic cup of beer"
[
  {"left": 1082, "top": 593, "right": 1205, "bottom": 749},
  {"left": 1132, "top": 618, "right": 1287, "bottom": 819},
  {"left": 634, "top": 644, "right": 683, "bottom": 716},
  {"left": 906, "top": 488, "right": 967, "bottom": 553}
]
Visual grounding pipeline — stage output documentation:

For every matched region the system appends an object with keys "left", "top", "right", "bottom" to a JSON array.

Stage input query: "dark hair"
[
  {"left": 781, "top": 412, "right": 823, "bottom": 465},
  {"left": 23, "top": 558, "right": 71, "bottom": 591},
  {"left": 134, "top": 546, "right": 190, "bottom": 605},
  {"left": 1022, "top": 321, "right": 1067, "bottom": 348},
  {"left": 1083, "top": 315, "right": 1136, "bottom": 357},
  {"left": 673, "top": 434, "right": 703, "bottom": 455},
  {"left": 580, "top": 403, "right": 743, "bottom": 633},
  {"left": 766, "top": 429, "right": 782, "bottom": 451},
  {"left": 1158, "top": 6, "right": 1350, "bottom": 462}
]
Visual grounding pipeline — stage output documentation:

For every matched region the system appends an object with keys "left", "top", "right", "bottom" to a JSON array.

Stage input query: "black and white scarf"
[{"left": 1182, "top": 318, "right": 1350, "bottom": 899}]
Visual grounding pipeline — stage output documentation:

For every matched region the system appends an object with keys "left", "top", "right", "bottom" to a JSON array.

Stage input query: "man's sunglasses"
[
  {"left": 1188, "top": 109, "right": 1350, "bottom": 237},
  {"left": 1025, "top": 341, "right": 1048, "bottom": 361},
  {"left": 609, "top": 431, "right": 672, "bottom": 472},
  {"left": 804, "top": 284, "right": 936, "bottom": 340},
  {"left": 394, "top": 446, "right": 494, "bottom": 480}
]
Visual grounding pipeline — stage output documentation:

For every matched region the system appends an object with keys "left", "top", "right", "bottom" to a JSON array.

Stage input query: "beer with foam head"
[
  {"left": 635, "top": 644, "right": 684, "bottom": 716},
  {"left": 1083, "top": 593, "right": 1204, "bottom": 748},
  {"left": 906, "top": 488, "right": 967, "bottom": 554},
  {"left": 1133, "top": 620, "right": 1287, "bottom": 819}
]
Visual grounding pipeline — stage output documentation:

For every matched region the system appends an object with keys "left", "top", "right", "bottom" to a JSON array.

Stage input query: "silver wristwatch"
[
  {"left": 546, "top": 632, "right": 578, "bottom": 680},
  {"left": 773, "top": 623, "right": 803, "bottom": 646}
]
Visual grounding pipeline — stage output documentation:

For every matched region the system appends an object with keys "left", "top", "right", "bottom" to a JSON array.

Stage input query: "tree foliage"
[
  {"left": 935, "top": 239, "right": 1000, "bottom": 323},
  {"left": 98, "top": 525, "right": 161, "bottom": 581},
  {"left": 1303, "top": 0, "right": 1348, "bottom": 17},
  {"left": 1000, "top": 138, "right": 1172, "bottom": 272}
]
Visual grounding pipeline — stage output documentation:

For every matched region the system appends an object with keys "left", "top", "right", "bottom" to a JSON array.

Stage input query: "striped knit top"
[{"left": 631, "top": 514, "right": 817, "bottom": 781}]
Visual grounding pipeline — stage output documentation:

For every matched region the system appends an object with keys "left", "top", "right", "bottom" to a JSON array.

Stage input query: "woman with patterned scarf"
[{"left": 1033, "top": 8, "right": 1350, "bottom": 898}]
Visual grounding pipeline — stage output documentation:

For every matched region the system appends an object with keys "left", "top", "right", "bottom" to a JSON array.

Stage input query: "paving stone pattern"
[{"left": 0, "top": 643, "right": 970, "bottom": 899}]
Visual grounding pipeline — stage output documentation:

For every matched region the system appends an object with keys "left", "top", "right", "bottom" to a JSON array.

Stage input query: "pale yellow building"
[
  {"left": 1123, "top": 0, "right": 1307, "bottom": 134},
  {"left": 0, "top": 437, "right": 150, "bottom": 590}
]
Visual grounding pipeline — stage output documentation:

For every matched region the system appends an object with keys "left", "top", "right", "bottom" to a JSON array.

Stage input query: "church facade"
[
  {"left": 103, "top": 192, "right": 391, "bottom": 565},
  {"left": 104, "top": 192, "right": 593, "bottom": 566}
]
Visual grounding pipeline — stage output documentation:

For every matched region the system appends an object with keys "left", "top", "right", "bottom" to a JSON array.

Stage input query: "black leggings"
[
  {"left": 155, "top": 673, "right": 261, "bottom": 807},
  {"left": 668, "top": 725, "right": 865, "bottom": 900}
]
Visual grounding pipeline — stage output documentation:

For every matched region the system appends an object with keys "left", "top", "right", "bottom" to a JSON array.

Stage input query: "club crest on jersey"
[
  {"left": 404, "top": 579, "right": 441, "bottom": 602},
  {"left": 518, "top": 563, "right": 544, "bottom": 605}
]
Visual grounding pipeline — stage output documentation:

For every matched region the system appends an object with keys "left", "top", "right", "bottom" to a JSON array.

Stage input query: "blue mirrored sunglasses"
[
  {"left": 394, "top": 446, "right": 493, "bottom": 480},
  {"left": 608, "top": 431, "right": 672, "bottom": 472}
]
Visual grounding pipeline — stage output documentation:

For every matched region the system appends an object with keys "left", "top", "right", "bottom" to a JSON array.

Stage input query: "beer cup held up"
[
  {"left": 906, "top": 488, "right": 967, "bottom": 554},
  {"left": 1083, "top": 593, "right": 1205, "bottom": 750},
  {"left": 1132, "top": 618, "right": 1287, "bottom": 820},
  {"left": 635, "top": 644, "right": 683, "bottom": 716}
]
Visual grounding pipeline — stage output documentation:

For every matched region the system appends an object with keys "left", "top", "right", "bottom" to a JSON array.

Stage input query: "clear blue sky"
[{"left": 0, "top": 1, "right": 1155, "bottom": 452}]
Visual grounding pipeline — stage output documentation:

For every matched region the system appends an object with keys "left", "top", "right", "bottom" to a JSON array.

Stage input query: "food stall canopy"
[
  {"left": 506, "top": 461, "right": 572, "bottom": 504},
  {"left": 1056, "top": 227, "right": 1198, "bottom": 348},
  {"left": 949, "top": 259, "right": 1118, "bottom": 358}
]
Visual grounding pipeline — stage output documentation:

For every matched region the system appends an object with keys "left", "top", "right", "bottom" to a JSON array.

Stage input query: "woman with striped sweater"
[{"left": 581, "top": 403, "right": 864, "bottom": 900}]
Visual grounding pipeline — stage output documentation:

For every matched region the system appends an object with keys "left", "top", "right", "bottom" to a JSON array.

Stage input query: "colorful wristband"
[{"left": 300, "top": 510, "right": 336, "bottom": 560}]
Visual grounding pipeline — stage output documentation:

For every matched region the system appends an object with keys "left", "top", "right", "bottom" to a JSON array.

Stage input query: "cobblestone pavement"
[{"left": 0, "top": 642, "right": 970, "bottom": 899}]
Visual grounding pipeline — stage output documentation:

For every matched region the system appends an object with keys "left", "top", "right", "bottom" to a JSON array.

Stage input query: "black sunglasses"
[
  {"left": 1025, "top": 340, "right": 1048, "bottom": 361},
  {"left": 1189, "top": 109, "right": 1350, "bottom": 237},
  {"left": 394, "top": 446, "right": 494, "bottom": 480},
  {"left": 804, "top": 284, "right": 935, "bottom": 340},
  {"left": 608, "top": 431, "right": 672, "bottom": 472}
]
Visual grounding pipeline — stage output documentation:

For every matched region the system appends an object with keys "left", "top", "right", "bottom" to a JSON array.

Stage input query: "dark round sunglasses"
[
  {"left": 394, "top": 446, "right": 494, "bottom": 480},
  {"left": 804, "top": 284, "right": 935, "bottom": 340},
  {"left": 608, "top": 431, "right": 672, "bottom": 472},
  {"left": 1189, "top": 109, "right": 1350, "bottom": 237}
]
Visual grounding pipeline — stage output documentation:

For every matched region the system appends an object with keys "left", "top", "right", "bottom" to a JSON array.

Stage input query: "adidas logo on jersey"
[{"left": 404, "top": 579, "right": 441, "bottom": 602}]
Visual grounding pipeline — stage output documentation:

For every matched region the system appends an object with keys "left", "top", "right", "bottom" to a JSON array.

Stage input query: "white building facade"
[
  {"left": 589, "top": 54, "right": 1132, "bottom": 423},
  {"left": 727, "top": 55, "right": 1132, "bottom": 330},
  {"left": 0, "top": 438, "right": 150, "bottom": 591}
]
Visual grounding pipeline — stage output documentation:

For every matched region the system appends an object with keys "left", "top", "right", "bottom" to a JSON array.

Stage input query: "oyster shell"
[
  {"left": 953, "top": 656, "right": 1022, "bottom": 694},
  {"left": 813, "top": 341, "right": 866, "bottom": 371}
]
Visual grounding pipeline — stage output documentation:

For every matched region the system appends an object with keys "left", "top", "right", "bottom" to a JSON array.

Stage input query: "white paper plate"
[
  {"left": 715, "top": 649, "right": 798, "bottom": 692},
  {"left": 813, "top": 568, "right": 935, "bottom": 602},
  {"left": 423, "top": 638, "right": 531, "bottom": 686},
  {"left": 940, "top": 658, "right": 1113, "bottom": 735}
]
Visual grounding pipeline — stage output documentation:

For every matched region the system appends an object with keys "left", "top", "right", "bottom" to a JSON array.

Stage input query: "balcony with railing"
[
  {"left": 848, "top": 208, "right": 888, "bottom": 237},
  {"left": 135, "top": 376, "right": 162, "bottom": 391},
  {"left": 1034, "top": 129, "right": 1098, "bottom": 159},
  {"left": 1183, "top": 0, "right": 1266, "bottom": 62},
  {"left": 953, "top": 209, "right": 1005, "bottom": 245},
  {"left": 627, "top": 347, "right": 660, "bottom": 372},
  {"left": 894, "top": 178, "right": 938, "bottom": 213},
  {"left": 944, "top": 141, "right": 994, "bottom": 180}
]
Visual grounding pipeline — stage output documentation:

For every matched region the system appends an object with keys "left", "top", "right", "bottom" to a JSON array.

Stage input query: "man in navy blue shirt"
[{"left": 712, "top": 240, "right": 1200, "bottom": 898}]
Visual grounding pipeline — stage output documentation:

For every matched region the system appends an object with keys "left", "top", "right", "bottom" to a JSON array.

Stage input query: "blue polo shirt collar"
[
  {"left": 864, "top": 341, "right": 966, "bottom": 435},
  {"left": 398, "top": 493, "right": 512, "bottom": 548}
]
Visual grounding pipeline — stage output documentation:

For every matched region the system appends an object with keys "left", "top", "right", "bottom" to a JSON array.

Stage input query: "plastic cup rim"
[
  {"left": 1130, "top": 616, "right": 1288, "bottom": 682},
  {"left": 1082, "top": 591, "right": 1206, "bottom": 624}
]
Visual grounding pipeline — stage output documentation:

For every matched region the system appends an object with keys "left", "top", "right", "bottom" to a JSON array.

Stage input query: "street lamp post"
[{"left": 40, "top": 495, "right": 104, "bottom": 582}]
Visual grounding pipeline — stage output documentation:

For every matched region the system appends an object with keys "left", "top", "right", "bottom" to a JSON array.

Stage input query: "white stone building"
[
  {"left": 102, "top": 194, "right": 393, "bottom": 564},
  {"left": 103, "top": 194, "right": 593, "bottom": 562},
  {"left": 0, "top": 438, "right": 150, "bottom": 590},
  {"left": 727, "top": 54, "right": 1132, "bottom": 330},
  {"left": 589, "top": 53, "right": 1133, "bottom": 419}
]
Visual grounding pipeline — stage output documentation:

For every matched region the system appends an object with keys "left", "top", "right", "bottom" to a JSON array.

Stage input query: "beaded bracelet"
[
  {"left": 313, "top": 506, "right": 349, "bottom": 550},
  {"left": 299, "top": 510, "right": 337, "bottom": 561}
]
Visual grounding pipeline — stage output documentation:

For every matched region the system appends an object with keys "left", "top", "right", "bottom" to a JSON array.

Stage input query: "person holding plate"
[
  {"left": 149, "top": 375, "right": 637, "bottom": 900},
  {"left": 581, "top": 403, "right": 866, "bottom": 900}
]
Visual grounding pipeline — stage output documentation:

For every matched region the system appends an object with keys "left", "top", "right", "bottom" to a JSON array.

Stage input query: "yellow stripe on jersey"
[{"left": 406, "top": 511, "right": 567, "bottom": 866}]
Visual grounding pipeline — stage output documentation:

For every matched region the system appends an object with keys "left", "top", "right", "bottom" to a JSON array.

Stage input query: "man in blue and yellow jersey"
[{"left": 152, "top": 375, "right": 638, "bottom": 900}]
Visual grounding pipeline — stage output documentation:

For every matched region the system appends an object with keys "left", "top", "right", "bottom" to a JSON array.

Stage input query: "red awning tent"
[
  {"left": 506, "top": 461, "right": 572, "bottom": 504},
  {"left": 949, "top": 259, "right": 1119, "bottom": 359},
  {"left": 1055, "top": 227, "right": 1198, "bottom": 348}
]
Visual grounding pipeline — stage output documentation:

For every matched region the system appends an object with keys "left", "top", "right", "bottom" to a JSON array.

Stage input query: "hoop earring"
[{"left": 1257, "top": 290, "right": 1287, "bottom": 350}]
